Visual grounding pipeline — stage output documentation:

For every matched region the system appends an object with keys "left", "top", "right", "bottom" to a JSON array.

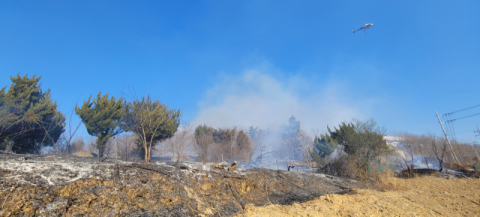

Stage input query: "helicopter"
[{"left": 352, "top": 23, "right": 373, "bottom": 34}]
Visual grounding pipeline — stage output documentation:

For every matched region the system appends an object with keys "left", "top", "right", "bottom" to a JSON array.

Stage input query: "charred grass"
[{"left": 0, "top": 155, "right": 361, "bottom": 216}]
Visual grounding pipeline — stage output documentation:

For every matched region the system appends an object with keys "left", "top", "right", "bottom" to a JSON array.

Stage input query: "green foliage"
[
  {"left": 0, "top": 74, "right": 65, "bottom": 153},
  {"left": 122, "top": 96, "right": 180, "bottom": 162},
  {"left": 75, "top": 92, "right": 124, "bottom": 159},
  {"left": 346, "top": 120, "right": 391, "bottom": 174},
  {"left": 314, "top": 119, "right": 392, "bottom": 178},
  {"left": 310, "top": 135, "right": 337, "bottom": 165},
  {"left": 195, "top": 125, "right": 215, "bottom": 141}
]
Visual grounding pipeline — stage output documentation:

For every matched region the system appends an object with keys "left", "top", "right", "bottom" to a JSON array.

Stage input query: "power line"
[
  {"left": 445, "top": 112, "right": 480, "bottom": 123},
  {"left": 443, "top": 103, "right": 480, "bottom": 116},
  {"left": 445, "top": 115, "right": 454, "bottom": 139},
  {"left": 456, "top": 130, "right": 476, "bottom": 134},
  {"left": 448, "top": 114, "right": 458, "bottom": 140},
  {"left": 444, "top": 113, "right": 459, "bottom": 141}
]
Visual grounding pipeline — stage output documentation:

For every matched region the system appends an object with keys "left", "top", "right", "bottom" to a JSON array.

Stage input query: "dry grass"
[{"left": 239, "top": 174, "right": 480, "bottom": 216}]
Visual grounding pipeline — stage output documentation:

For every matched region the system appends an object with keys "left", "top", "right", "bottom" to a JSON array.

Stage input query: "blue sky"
[{"left": 1, "top": 1, "right": 479, "bottom": 142}]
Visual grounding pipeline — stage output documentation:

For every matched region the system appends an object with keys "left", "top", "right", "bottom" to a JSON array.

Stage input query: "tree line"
[
  {"left": 0, "top": 74, "right": 180, "bottom": 162},
  {"left": 0, "top": 74, "right": 311, "bottom": 164},
  {"left": 2, "top": 74, "right": 478, "bottom": 180}
]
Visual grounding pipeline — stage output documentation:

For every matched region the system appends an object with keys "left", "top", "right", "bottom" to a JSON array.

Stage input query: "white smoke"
[{"left": 193, "top": 67, "right": 374, "bottom": 134}]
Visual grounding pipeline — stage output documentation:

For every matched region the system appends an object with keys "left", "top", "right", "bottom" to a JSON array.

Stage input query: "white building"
[{"left": 383, "top": 136, "right": 403, "bottom": 147}]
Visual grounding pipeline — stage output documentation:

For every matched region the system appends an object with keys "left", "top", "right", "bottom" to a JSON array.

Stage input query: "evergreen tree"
[
  {"left": 312, "top": 119, "right": 391, "bottom": 177},
  {"left": 0, "top": 74, "right": 65, "bottom": 153},
  {"left": 75, "top": 92, "right": 124, "bottom": 160},
  {"left": 281, "top": 116, "right": 302, "bottom": 160},
  {"left": 122, "top": 96, "right": 180, "bottom": 162},
  {"left": 310, "top": 134, "right": 338, "bottom": 165}
]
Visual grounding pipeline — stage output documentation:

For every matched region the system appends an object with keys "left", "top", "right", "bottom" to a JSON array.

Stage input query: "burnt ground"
[{"left": 0, "top": 154, "right": 362, "bottom": 216}]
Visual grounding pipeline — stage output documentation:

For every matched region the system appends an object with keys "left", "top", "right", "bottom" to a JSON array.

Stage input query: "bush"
[{"left": 314, "top": 119, "right": 393, "bottom": 180}]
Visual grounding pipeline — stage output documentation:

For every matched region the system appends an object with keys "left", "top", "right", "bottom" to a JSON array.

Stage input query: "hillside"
[{"left": 0, "top": 154, "right": 360, "bottom": 216}]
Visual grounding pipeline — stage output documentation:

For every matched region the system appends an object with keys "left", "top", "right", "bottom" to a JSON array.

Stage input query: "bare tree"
[
  {"left": 400, "top": 133, "right": 418, "bottom": 172},
  {"left": 115, "top": 133, "right": 136, "bottom": 161},
  {"left": 63, "top": 110, "right": 82, "bottom": 153},
  {"left": 297, "top": 129, "right": 313, "bottom": 164},
  {"left": 450, "top": 141, "right": 479, "bottom": 167},
  {"left": 193, "top": 125, "right": 254, "bottom": 163},
  {"left": 70, "top": 137, "right": 85, "bottom": 153},
  {"left": 194, "top": 125, "right": 214, "bottom": 163},
  {"left": 35, "top": 111, "right": 65, "bottom": 154},
  {"left": 86, "top": 137, "right": 98, "bottom": 156},
  {"left": 40, "top": 110, "right": 82, "bottom": 154},
  {"left": 249, "top": 141, "right": 275, "bottom": 169},
  {"left": 167, "top": 124, "right": 194, "bottom": 163},
  {"left": 431, "top": 136, "right": 447, "bottom": 172},
  {"left": 414, "top": 134, "right": 435, "bottom": 169}
]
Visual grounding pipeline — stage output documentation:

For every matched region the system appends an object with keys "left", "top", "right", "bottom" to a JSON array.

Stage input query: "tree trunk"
[
  {"left": 144, "top": 143, "right": 149, "bottom": 162},
  {"left": 98, "top": 146, "right": 104, "bottom": 162},
  {"left": 148, "top": 145, "right": 152, "bottom": 162}
]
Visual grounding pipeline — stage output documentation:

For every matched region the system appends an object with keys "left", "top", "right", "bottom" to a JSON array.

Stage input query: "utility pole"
[{"left": 436, "top": 110, "right": 460, "bottom": 165}]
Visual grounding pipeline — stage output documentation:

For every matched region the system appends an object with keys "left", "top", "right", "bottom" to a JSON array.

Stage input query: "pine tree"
[
  {"left": 0, "top": 74, "right": 65, "bottom": 153},
  {"left": 122, "top": 96, "right": 180, "bottom": 162},
  {"left": 75, "top": 92, "right": 124, "bottom": 160},
  {"left": 281, "top": 116, "right": 302, "bottom": 160}
]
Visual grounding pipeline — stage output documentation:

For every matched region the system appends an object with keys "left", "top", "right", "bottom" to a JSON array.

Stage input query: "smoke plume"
[{"left": 193, "top": 68, "right": 372, "bottom": 134}]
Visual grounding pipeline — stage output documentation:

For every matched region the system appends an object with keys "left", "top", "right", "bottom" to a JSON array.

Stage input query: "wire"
[
  {"left": 448, "top": 114, "right": 458, "bottom": 141},
  {"left": 444, "top": 118, "right": 453, "bottom": 140},
  {"left": 444, "top": 114, "right": 454, "bottom": 140},
  {"left": 455, "top": 131, "right": 475, "bottom": 134},
  {"left": 451, "top": 122, "right": 458, "bottom": 141},
  {"left": 443, "top": 103, "right": 480, "bottom": 116},
  {"left": 445, "top": 112, "right": 480, "bottom": 122}
]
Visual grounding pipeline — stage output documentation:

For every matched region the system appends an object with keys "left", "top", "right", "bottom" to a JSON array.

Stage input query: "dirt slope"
[
  {"left": 239, "top": 175, "right": 480, "bottom": 217},
  {"left": 0, "top": 154, "right": 361, "bottom": 216}
]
